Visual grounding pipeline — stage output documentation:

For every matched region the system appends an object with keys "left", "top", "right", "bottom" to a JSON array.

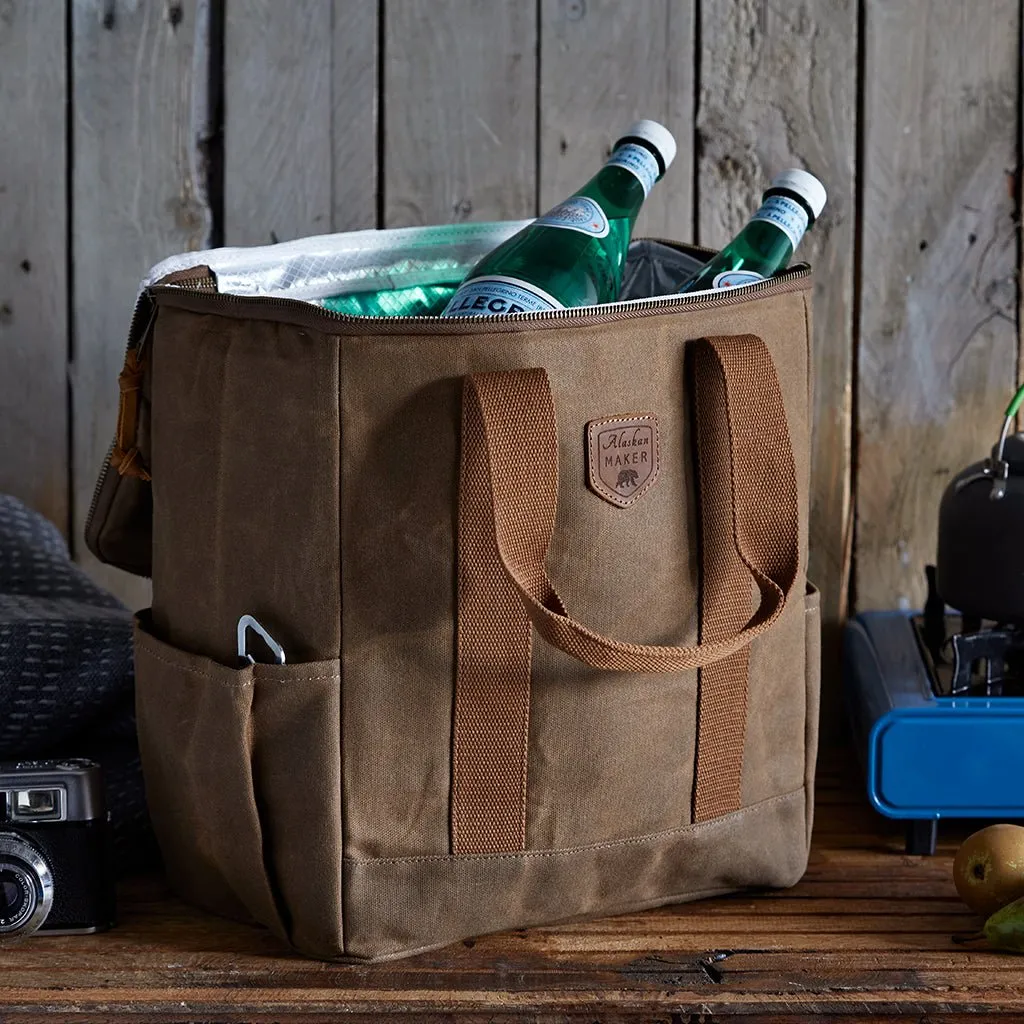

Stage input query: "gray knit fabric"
[{"left": 0, "top": 495, "right": 154, "bottom": 869}]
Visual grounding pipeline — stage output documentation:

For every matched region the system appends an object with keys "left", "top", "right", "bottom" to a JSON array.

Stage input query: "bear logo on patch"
[{"left": 616, "top": 468, "right": 640, "bottom": 491}]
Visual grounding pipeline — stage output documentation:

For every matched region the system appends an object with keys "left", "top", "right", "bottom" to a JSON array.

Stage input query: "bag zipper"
[
  {"left": 84, "top": 253, "right": 811, "bottom": 537},
  {"left": 150, "top": 261, "right": 811, "bottom": 332}
]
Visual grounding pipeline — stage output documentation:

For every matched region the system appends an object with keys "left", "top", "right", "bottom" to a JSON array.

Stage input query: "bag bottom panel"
[{"left": 340, "top": 786, "right": 808, "bottom": 962}]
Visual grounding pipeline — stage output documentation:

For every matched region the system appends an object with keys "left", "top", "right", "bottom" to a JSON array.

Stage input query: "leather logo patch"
[{"left": 586, "top": 414, "right": 660, "bottom": 508}]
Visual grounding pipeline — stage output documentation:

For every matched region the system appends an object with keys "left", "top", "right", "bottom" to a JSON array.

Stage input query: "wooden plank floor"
[{"left": 1, "top": 758, "right": 1022, "bottom": 1022}]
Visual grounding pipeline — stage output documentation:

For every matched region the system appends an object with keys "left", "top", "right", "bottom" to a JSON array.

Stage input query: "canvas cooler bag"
[{"left": 85, "top": 222, "right": 821, "bottom": 962}]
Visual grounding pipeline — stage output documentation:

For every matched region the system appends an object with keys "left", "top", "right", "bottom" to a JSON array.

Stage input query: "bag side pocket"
[
  {"left": 133, "top": 615, "right": 286, "bottom": 939},
  {"left": 134, "top": 614, "right": 345, "bottom": 959},
  {"left": 803, "top": 583, "right": 822, "bottom": 848},
  {"left": 250, "top": 661, "right": 343, "bottom": 959}
]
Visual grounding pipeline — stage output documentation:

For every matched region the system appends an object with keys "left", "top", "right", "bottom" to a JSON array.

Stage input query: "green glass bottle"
[
  {"left": 440, "top": 120, "right": 676, "bottom": 317},
  {"left": 678, "top": 169, "right": 826, "bottom": 293}
]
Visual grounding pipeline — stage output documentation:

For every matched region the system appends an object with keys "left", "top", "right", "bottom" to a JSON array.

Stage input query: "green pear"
[
  {"left": 953, "top": 824, "right": 1024, "bottom": 917},
  {"left": 984, "top": 895, "right": 1024, "bottom": 953}
]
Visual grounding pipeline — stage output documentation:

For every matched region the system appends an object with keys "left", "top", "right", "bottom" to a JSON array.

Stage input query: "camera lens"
[
  {"left": 0, "top": 876, "right": 18, "bottom": 908},
  {"left": 0, "top": 867, "right": 35, "bottom": 931},
  {"left": 0, "top": 836, "right": 53, "bottom": 937}
]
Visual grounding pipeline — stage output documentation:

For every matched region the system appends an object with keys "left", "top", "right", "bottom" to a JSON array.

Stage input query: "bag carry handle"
[
  {"left": 462, "top": 334, "right": 800, "bottom": 672},
  {"left": 452, "top": 334, "right": 801, "bottom": 854}
]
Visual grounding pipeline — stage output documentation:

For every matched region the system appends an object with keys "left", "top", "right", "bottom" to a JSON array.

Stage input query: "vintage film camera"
[{"left": 0, "top": 759, "right": 114, "bottom": 936}]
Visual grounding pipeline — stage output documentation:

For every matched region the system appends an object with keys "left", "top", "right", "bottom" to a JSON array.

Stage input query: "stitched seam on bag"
[
  {"left": 136, "top": 642, "right": 338, "bottom": 686},
  {"left": 802, "top": 292, "right": 812, "bottom": 415},
  {"left": 803, "top": 587, "right": 820, "bottom": 848},
  {"left": 337, "top": 328, "right": 348, "bottom": 958},
  {"left": 344, "top": 787, "right": 804, "bottom": 865},
  {"left": 253, "top": 672, "right": 341, "bottom": 683},
  {"left": 135, "top": 644, "right": 250, "bottom": 686}
]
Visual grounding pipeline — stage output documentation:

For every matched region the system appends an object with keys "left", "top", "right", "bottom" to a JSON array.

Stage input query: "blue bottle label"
[
  {"left": 750, "top": 194, "right": 809, "bottom": 251},
  {"left": 440, "top": 275, "right": 565, "bottom": 317},
  {"left": 605, "top": 142, "right": 660, "bottom": 196},
  {"left": 535, "top": 196, "right": 610, "bottom": 238},
  {"left": 711, "top": 269, "right": 765, "bottom": 290}
]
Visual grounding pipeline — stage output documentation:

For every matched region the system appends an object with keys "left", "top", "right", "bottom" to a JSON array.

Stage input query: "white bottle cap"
[
  {"left": 770, "top": 168, "right": 827, "bottom": 220},
  {"left": 616, "top": 120, "right": 677, "bottom": 174}
]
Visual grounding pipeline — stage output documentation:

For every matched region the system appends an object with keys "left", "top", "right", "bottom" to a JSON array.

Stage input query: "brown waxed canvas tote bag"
[{"left": 86, "top": 223, "right": 821, "bottom": 962}]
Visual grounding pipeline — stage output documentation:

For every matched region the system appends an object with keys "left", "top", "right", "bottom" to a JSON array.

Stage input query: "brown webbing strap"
[
  {"left": 692, "top": 338, "right": 756, "bottom": 821},
  {"left": 452, "top": 372, "right": 559, "bottom": 854},
  {"left": 454, "top": 334, "right": 799, "bottom": 851}
]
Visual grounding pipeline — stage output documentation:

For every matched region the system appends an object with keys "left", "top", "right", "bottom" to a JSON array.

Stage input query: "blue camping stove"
[{"left": 844, "top": 567, "right": 1024, "bottom": 854}]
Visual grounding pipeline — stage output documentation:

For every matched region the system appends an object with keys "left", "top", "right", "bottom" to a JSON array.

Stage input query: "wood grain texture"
[
  {"left": 0, "top": 2, "right": 68, "bottom": 534},
  {"left": 71, "top": 0, "right": 213, "bottom": 609},
  {"left": 224, "top": 0, "right": 377, "bottom": 244},
  {"left": 698, "top": 0, "right": 856, "bottom": 680},
  {"left": 538, "top": 0, "right": 694, "bottom": 241},
  {"left": 0, "top": 761, "right": 1021, "bottom": 1021},
  {"left": 383, "top": 0, "right": 536, "bottom": 226},
  {"left": 332, "top": 0, "right": 378, "bottom": 231},
  {"left": 856, "top": 0, "right": 1019, "bottom": 610}
]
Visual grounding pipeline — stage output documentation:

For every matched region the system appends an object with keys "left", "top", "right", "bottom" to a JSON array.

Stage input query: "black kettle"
[{"left": 937, "top": 386, "right": 1024, "bottom": 623}]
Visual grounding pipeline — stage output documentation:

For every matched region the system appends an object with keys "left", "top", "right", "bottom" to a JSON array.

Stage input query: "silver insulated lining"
[
  {"left": 140, "top": 219, "right": 707, "bottom": 306},
  {"left": 141, "top": 221, "right": 531, "bottom": 302}
]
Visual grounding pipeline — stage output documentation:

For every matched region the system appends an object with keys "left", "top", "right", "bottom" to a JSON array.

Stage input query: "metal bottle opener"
[{"left": 236, "top": 614, "right": 286, "bottom": 666}]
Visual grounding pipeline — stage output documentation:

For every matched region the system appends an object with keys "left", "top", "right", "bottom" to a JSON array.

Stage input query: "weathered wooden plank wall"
[
  {"left": 856, "top": 0, "right": 1019, "bottom": 612},
  {"left": 1, "top": 1, "right": 1021, "bottom": 729},
  {"left": 223, "top": 0, "right": 378, "bottom": 242},
  {"left": 0, "top": 3, "right": 67, "bottom": 535},
  {"left": 384, "top": 0, "right": 536, "bottom": 225}
]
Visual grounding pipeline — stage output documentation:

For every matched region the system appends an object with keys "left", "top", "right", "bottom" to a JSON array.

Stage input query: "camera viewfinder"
[{"left": 12, "top": 790, "right": 64, "bottom": 822}]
